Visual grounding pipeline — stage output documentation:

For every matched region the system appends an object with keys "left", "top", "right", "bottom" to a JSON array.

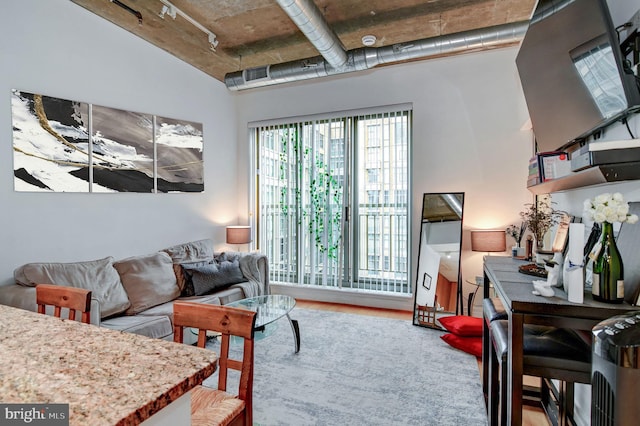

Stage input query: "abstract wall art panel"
[
  {"left": 89, "top": 105, "right": 154, "bottom": 193},
  {"left": 12, "top": 89, "right": 90, "bottom": 192},
  {"left": 155, "top": 115, "right": 204, "bottom": 193},
  {"left": 10, "top": 89, "right": 204, "bottom": 193}
]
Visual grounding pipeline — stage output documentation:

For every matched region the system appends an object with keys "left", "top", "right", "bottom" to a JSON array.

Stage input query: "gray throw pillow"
[
  {"left": 183, "top": 256, "right": 245, "bottom": 296},
  {"left": 15, "top": 256, "right": 131, "bottom": 319},
  {"left": 179, "top": 260, "right": 211, "bottom": 297},
  {"left": 114, "top": 252, "right": 181, "bottom": 315}
]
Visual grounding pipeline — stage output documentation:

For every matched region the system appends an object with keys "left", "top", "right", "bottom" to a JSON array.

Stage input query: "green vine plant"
[{"left": 279, "top": 127, "right": 343, "bottom": 259}]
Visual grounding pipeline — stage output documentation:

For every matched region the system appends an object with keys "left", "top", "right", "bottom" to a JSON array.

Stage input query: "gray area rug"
[{"left": 204, "top": 307, "right": 487, "bottom": 426}]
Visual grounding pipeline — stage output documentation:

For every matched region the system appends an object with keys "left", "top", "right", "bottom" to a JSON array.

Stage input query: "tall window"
[{"left": 251, "top": 105, "right": 411, "bottom": 295}]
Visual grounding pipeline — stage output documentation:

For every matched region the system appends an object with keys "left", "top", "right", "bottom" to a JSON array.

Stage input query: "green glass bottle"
[{"left": 592, "top": 221, "right": 624, "bottom": 303}]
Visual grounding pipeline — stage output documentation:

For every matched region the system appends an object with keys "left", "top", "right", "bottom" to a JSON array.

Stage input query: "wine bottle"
[{"left": 592, "top": 221, "right": 624, "bottom": 303}]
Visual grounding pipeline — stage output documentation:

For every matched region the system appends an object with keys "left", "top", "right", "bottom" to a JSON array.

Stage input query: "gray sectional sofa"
[{"left": 0, "top": 239, "right": 269, "bottom": 342}]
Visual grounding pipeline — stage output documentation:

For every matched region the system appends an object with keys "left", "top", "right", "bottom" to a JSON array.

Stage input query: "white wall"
[
  {"left": 0, "top": 0, "right": 238, "bottom": 286},
  {"left": 234, "top": 47, "right": 533, "bottom": 310}
]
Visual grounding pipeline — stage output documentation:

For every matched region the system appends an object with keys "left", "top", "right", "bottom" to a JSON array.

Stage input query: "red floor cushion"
[
  {"left": 441, "top": 333, "right": 482, "bottom": 358},
  {"left": 439, "top": 315, "right": 483, "bottom": 337}
]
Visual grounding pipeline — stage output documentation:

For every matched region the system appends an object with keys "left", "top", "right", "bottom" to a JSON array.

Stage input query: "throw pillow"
[
  {"left": 15, "top": 256, "right": 131, "bottom": 319},
  {"left": 182, "top": 256, "right": 245, "bottom": 296},
  {"left": 178, "top": 260, "right": 211, "bottom": 297},
  {"left": 163, "top": 239, "right": 214, "bottom": 264},
  {"left": 114, "top": 252, "right": 180, "bottom": 315},
  {"left": 439, "top": 315, "right": 483, "bottom": 337},
  {"left": 440, "top": 333, "right": 482, "bottom": 358},
  {"left": 163, "top": 240, "right": 214, "bottom": 293},
  {"left": 214, "top": 252, "right": 244, "bottom": 280}
]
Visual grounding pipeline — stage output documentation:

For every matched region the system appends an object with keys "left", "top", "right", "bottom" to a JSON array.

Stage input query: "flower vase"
[{"left": 592, "top": 221, "right": 624, "bottom": 303}]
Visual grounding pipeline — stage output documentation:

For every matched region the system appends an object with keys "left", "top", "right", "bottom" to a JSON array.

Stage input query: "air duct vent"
[
  {"left": 225, "top": 21, "right": 527, "bottom": 90},
  {"left": 244, "top": 66, "right": 270, "bottom": 82}
]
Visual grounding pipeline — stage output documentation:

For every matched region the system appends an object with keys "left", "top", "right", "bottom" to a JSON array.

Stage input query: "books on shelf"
[
  {"left": 527, "top": 156, "right": 540, "bottom": 187},
  {"left": 537, "top": 151, "right": 571, "bottom": 182},
  {"left": 526, "top": 151, "right": 570, "bottom": 187}
]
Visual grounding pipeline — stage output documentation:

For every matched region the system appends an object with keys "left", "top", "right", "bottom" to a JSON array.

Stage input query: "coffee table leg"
[{"left": 286, "top": 314, "right": 300, "bottom": 353}]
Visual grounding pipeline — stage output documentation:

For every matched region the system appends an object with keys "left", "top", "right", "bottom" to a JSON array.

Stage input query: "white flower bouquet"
[{"left": 583, "top": 192, "right": 639, "bottom": 224}]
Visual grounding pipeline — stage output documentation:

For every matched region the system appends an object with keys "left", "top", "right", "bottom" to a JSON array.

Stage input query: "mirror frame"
[{"left": 412, "top": 192, "right": 464, "bottom": 330}]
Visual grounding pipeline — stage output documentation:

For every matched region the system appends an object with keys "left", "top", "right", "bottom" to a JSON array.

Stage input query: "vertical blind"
[{"left": 251, "top": 105, "right": 411, "bottom": 295}]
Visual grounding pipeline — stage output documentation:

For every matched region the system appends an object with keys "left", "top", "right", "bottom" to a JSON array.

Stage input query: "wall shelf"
[{"left": 527, "top": 161, "right": 640, "bottom": 195}]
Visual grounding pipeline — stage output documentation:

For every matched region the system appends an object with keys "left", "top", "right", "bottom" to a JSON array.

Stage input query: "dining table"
[
  {"left": 0, "top": 304, "right": 218, "bottom": 425},
  {"left": 482, "top": 256, "right": 639, "bottom": 425}
]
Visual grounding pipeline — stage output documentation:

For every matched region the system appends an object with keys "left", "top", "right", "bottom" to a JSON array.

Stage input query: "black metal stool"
[
  {"left": 488, "top": 319, "right": 592, "bottom": 426},
  {"left": 482, "top": 298, "right": 508, "bottom": 419}
]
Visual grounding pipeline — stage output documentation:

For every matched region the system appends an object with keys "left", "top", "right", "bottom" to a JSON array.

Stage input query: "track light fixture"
[{"left": 158, "top": 0, "right": 219, "bottom": 52}]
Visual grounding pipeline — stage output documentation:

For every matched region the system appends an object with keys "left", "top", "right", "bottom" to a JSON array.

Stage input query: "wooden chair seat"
[
  {"left": 173, "top": 301, "right": 257, "bottom": 426},
  {"left": 36, "top": 283, "right": 92, "bottom": 324},
  {"left": 190, "top": 385, "right": 246, "bottom": 426}
]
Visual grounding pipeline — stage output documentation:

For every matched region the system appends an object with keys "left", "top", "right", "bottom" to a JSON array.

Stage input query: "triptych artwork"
[{"left": 11, "top": 89, "right": 204, "bottom": 193}]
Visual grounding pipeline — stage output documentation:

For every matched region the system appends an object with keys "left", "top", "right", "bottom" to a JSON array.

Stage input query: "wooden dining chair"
[
  {"left": 36, "top": 283, "right": 92, "bottom": 324},
  {"left": 173, "top": 301, "right": 257, "bottom": 426},
  {"left": 416, "top": 295, "right": 438, "bottom": 327}
]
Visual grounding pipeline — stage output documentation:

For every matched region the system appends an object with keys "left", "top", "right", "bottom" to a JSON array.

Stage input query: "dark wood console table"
[{"left": 482, "top": 256, "right": 639, "bottom": 425}]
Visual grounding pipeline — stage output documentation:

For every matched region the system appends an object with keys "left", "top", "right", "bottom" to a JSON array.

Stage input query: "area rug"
[{"left": 204, "top": 308, "right": 487, "bottom": 426}]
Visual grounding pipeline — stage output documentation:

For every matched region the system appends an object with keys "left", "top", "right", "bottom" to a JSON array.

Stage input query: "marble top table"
[{"left": 0, "top": 304, "right": 217, "bottom": 425}]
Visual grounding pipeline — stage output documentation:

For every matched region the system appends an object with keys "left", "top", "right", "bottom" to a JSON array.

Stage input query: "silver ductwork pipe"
[
  {"left": 441, "top": 194, "right": 463, "bottom": 219},
  {"left": 275, "top": 0, "right": 348, "bottom": 69},
  {"left": 225, "top": 21, "right": 528, "bottom": 91}
]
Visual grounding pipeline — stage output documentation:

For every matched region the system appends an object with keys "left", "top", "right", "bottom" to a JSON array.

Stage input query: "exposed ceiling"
[
  {"left": 70, "top": 0, "right": 536, "bottom": 89},
  {"left": 421, "top": 193, "right": 463, "bottom": 222}
]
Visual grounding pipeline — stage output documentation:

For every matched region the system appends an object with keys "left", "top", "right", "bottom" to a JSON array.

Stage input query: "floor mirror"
[{"left": 413, "top": 192, "right": 464, "bottom": 330}]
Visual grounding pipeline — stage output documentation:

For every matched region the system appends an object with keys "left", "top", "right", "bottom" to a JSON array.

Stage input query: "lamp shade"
[
  {"left": 226, "top": 226, "right": 252, "bottom": 245},
  {"left": 471, "top": 230, "right": 506, "bottom": 252}
]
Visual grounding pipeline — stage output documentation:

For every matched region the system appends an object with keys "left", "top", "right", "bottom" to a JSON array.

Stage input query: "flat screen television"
[{"left": 516, "top": 0, "right": 640, "bottom": 153}]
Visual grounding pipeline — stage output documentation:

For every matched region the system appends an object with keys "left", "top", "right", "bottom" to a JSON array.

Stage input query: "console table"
[
  {"left": 0, "top": 304, "right": 218, "bottom": 425},
  {"left": 482, "top": 256, "right": 638, "bottom": 425}
]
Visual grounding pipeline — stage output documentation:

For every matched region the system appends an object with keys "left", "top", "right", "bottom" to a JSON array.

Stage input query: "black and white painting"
[
  {"left": 11, "top": 89, "right": 204, "bottom": 193},
  {"left": 155, "top": 115, "right": 204, "bottom": 193},
  {"left": 90, "top": 105, "right": 154, "bottom": 193},
  {"left": 12, "top": 90, "right": 90, "bottom": 192}
]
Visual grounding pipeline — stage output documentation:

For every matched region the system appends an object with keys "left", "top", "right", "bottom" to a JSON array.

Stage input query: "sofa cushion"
[
  {"left": 101, "top": 315, "right": 173, "bottom": 340},
  {"left": 14, "top": 256, "right": 130, "bottom": 319},
  {"left": 114, "top": 252, "right": 180, "bottom": 315},
  {"left": 163, "top": 239, "right": 215, "bottom": 292},
  {"left": 163, "top": 239, "right": 214, "bottom": 264},
  {"left": 136, "top": 294, "right": 221, "bottom": 320},
  {"left": 183, "top": 254, "right": 245, "bottom": 296}
]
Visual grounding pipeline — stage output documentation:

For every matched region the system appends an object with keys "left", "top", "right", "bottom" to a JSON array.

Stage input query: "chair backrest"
[
  {"left": 173, "top": 301, "right": 257, "bottom": 404},
  {"left": 36, "top": 283, "right": 92, "bottom": 324}
]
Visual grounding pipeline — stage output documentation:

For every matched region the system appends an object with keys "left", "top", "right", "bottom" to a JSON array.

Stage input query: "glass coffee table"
[{"left": 226, "top": 294, "right": 300, "bottom": 353}]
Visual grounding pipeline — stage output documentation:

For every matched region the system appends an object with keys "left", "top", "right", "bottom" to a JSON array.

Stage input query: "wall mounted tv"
[{"left": 516, "top": 0, "right": 640, "bottom": 153}]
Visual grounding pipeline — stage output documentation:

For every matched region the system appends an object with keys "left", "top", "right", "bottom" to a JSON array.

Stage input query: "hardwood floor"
[{"left": 296, "top": 300, "right": 550, "bottom": 425}]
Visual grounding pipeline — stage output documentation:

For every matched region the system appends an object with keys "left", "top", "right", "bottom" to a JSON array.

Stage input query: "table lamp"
[
  {"left": 468, "top": 230, "right": 505, "bottom": 313},
  {"left": 471, "top": 230, "right": 506, "bottom": 254},
  {"left": 226, "top": 226, "right": 252, "bottom": 251}
]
